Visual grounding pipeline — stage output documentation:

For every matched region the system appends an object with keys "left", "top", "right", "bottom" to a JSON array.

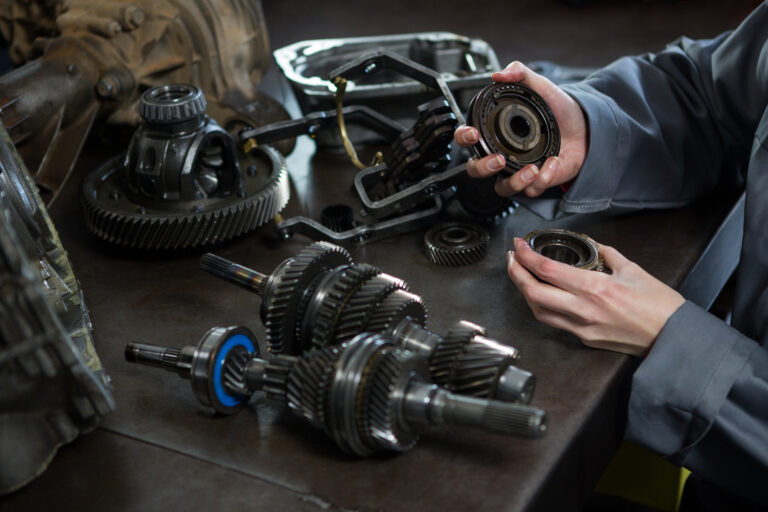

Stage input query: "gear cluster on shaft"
[
  {"left": 125, "top": 330, "right": 547, "bottom": 457},
  {"left": 200, "top": 241, "right": 537, "bottom": 404}
]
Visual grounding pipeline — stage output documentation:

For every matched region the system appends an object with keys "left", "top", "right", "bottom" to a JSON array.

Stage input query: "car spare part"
[
  {"left": 273, "top": 32, "right": 500, "bottom": 148},
  {"left": 0, "top": 123, "right": 114, "bottom": 494},
  {"left": 424, "top": 222, "right": 490, "bottom": 266},
  {"left": 199, "top": 242, "right": 535, "bottom": 403},
  {"left": 524, "top": 228, "right": 605, "bottom": 272},
  {"left": 467, "top": 82, "right": 560, "bottom": 173},
  {"left": 126, "top": 329, "right": 547, "bottom": 456},
  {"left": 0, "top": 0, "right": 287, "bottom": 204},
  {"left": 81, "top": 84, "right": 290, "bottom": 250},
  {"left": 241, "top": 50, "right": 514, "bottom": 245}
]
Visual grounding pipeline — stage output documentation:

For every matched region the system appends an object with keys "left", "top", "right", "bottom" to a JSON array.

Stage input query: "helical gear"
[
  {"left": 127, "top": 330, "right": 548, "bottom": 457},
  {"left": 333, "top": 273, "right": 409, "bottom": 342},
  {"left": 200, "top": 242, "right": 535, "bottom": 404},
  {"left": 261, "top": 242, "right": 352, "bottom": 354},
  {"left": 428, "top": 321, "right": 486, "bottom": 387},
  {"left": 222, "top": 346, "right": 252, "bottom": 397},
  {"left": 366, "top": 289, "right": 428, "bottom": 336},
  {"left": 286, "top": 346, "right": 343, "bottom": 428},
  {"left": 360, "top": 344, "right": 422, "bottom": 452},
  {"left": 305, "top": 263, "right": 381, "bottom": 348},
  {"left": 262, "top": 356, "right": 296, "bottom": 403},
  {"left": 424, "top": 222, "right": 490, "bottom": 267}
]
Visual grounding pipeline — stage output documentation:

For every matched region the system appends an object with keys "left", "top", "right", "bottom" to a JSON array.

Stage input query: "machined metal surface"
[
  {"left": 125, "top": 330, "right": 546, "bottom": 457},
  {"left": 201, "top": 243, "right": 533, "bottom": 404},
  {"left": 524, "top": 228, "right": 605, "bottom": 272},
  {"left": 82, "top": 84, "right": 290, "bottom": 250},
  {"left": 467, "top": 82, "right": 561, "bottom": 173},
  {"left": 0, "top": 0, "right": 288, "bottom": 205},
  {"left": 424, "top": 222, "right": 490, "bottom": 266},
  {"left": 0, "top": 123, "right": 113, "bottom": 494},
  {"left": 274, "top": 32, "right": 499, "bottom": 137}
]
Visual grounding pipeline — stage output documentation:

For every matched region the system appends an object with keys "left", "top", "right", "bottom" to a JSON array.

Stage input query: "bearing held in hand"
[
  {"left": 466, "top": 82, "right": 560, "bottom": 173},
  {"left": 524, "top": 229, "right": 604, "bottom": 272}
]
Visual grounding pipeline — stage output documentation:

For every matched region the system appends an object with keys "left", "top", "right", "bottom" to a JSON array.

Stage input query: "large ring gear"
[
  {"left": 0, "top": 124, "right": 114, "bottom": 493},
  {"left": 199, "top": 241, "right": 536, "bottom": 404},
  {"left": 81, "top": 84, "right": 290, "bottom": 250},
  {"left": 125, "top": 328, "right": 547, "bottom": 456}
]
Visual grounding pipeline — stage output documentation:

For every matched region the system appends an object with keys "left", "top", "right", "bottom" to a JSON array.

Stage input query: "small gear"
[
  {"left": 262, "top": 242, "right": 352, "bottom": 355},
  {"left": 286, "top": 346, "right": 343, "bottom": 428},
  {"left": 262, "top": 355, "right": 296, "bottom": 403},
  {"left": 444, "top": 322, "right": 519, "bottom": 399},
  {"left": 366, "top": 289, "right": 427, "bottom": 336},
  {"left": 334, "top": 273, "right": 409, "bottom": 342},
  {"left": 306, "top": 263, "right": 381, "bottom": 349},
  {"left": 221, "top": 346, "right": 252, "bottom": 397},
  {"left": 428, "top": 321, "right": 486, "bottom": 387},
  {"left": 424, "top": 222, "right": 490, "bottom": 266}
]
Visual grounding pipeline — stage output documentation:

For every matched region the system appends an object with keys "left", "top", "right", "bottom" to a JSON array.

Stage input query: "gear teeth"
[
  {"left": 263, "top": 242, "right": 352, "bottom": 355},
  {"left": 435, "top": 321, "right": 518, "bottom": 398},
  {"left": 429, "top": 321, "right": 486, "bottom": 387},
  {"left": 455, "top": 174, "right": 517, "bottom": 223},
  {"left": 81, "top": 146, "right": 291, "bottom": 250},
  {"left": 334, "top": 273, "right": 409, "bottom": 342},
  {"left": 286, "top": 345, "right": 343, "bottom": 429},
  {"left": 222, "top": 346, "right": 251, "bottom": 397},
  {"left": 361, "top": 348, "right": 419, "bottom": 452},
  {"left": 366, "top": 290, "right": 427, "bottom": 336},
  {"left": 424, "top": 223, "right": 490, "bottom": 267},
  {"left": 309, "top": 263, "right": 381, "bottom": 348},
  {"left": 447, "top": 342, "right": 516, "bottom": 397},
  {"left": 263, "top": 355, "right": 295, "bottom": 403}
]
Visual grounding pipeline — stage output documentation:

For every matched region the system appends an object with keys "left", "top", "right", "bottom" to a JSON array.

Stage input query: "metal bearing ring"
[{"left": 523, "top": 229, "right": 604, "bottom": 272}]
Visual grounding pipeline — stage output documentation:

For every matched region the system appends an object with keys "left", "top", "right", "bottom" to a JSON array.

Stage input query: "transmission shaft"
[
  {"left": 125, "top": 328, "right": 547, "bottom": 457},
  {"left": 200, "top": 242, "right": 535, "bottom": 404}
]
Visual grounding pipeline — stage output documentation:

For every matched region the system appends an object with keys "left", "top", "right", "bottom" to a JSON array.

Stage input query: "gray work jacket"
[{"left": 544, "top": 3, "right": 768, "bottom": 506}]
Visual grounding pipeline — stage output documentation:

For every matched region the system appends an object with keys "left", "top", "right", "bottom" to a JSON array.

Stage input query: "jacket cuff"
[
  {"left": 625, "top": 301, "right": 758, "bottom": 462},
  {"left": 558, "top": 82, "right": 629, "bottom": 214}
]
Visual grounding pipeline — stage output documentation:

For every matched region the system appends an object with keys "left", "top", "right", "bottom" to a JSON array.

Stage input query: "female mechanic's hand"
[
  {"left": 454, "top": 61, "right": 589, "bottom": 198},
  {"left": 507, "top": 237, "right": 685, "bottom": 357}
]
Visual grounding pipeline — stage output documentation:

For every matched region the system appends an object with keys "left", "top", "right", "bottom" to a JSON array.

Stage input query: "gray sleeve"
[
  {"left": 529, "top": 3, "right": 768, "bottom": 217},
  {"left": 626, "top": 301, "right": 768, "bottom": 506}
]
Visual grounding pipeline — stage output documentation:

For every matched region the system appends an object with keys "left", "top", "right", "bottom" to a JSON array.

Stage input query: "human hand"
[
  {"left": 455, "top": 61, "right": 588, "bottom": 198},
  {"left": 507, "top": 237, "right": 685, "bottom": 356}
]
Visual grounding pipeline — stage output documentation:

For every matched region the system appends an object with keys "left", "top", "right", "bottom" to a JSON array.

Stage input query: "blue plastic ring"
[{"left": 212, "top": 333, "right": 256, "bottom": 408}]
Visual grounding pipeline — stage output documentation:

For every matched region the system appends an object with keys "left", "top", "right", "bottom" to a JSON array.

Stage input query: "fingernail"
[
  {"left": 547, "top": 156, "right": 560, "bottom": 172},
  {"left": 487, "top": 155, "right": 506, "bottom": 172},
  {"left": 507, "top": 250, "right": 514, "bottom": 265},
  {"left": 521, "top": 165, "right": 539, "bottom": 182}
]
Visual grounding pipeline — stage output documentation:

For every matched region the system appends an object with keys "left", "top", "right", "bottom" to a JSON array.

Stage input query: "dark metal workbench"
[{"left": 1, "top": 1, "right": 757, "bottom": 510}]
